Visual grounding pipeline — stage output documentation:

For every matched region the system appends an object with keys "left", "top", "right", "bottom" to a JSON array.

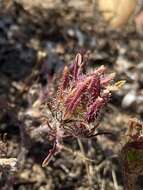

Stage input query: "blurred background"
[{"left": 0, "top": 0, "right": 143, "bottom": 189}]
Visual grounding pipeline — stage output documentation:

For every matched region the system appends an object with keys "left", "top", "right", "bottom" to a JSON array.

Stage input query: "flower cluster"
[
  {"left": 58, "top": 53, "right": 115, "bottom": 121},
  {"left": 34, "top": 52, "right": 122, "bottom": 166}
]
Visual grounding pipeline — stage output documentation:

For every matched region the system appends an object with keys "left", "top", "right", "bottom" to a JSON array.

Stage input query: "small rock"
[{"left": 122, "top": 90, "right": 136, "bottom": 108}]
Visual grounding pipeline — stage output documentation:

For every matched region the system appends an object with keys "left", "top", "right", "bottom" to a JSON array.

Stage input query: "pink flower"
[
  {"left": 85, "top": 92, "right": 111, "bottom": 123},
  {"left": 63, "top": 77, "right": 92, "bottom": 120},
  {"left": 59, "top": 54, "right": 115, "bottom": 123},
  {"left": 38, "top": 52, "right": 120, "bottom": 166}
]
